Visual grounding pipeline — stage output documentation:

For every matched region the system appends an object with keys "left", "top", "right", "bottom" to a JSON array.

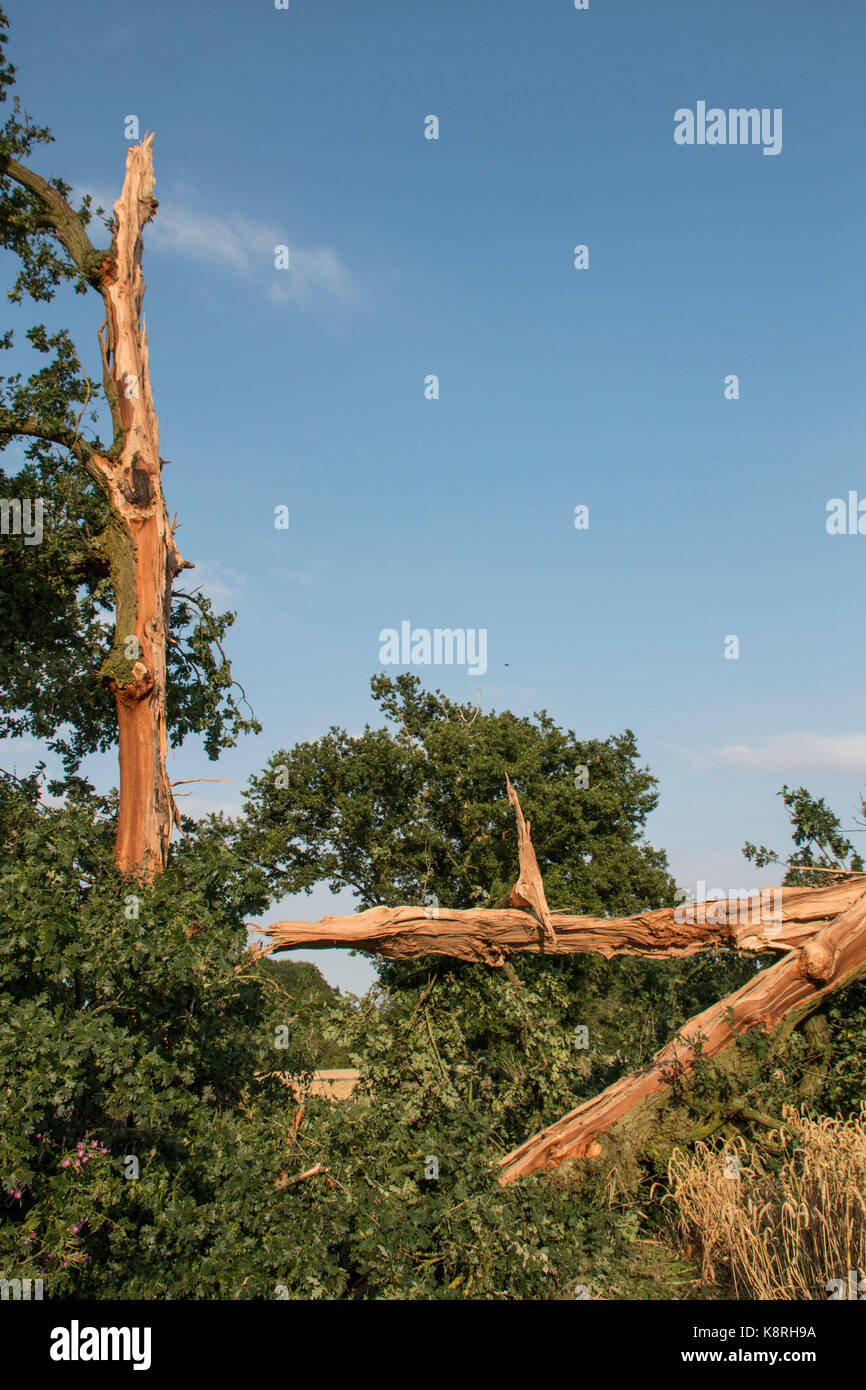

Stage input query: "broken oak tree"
[
  {"left": 262, "top": 781, "right": 866, "bottom": 1185},
  {"left": 1, "top": 135, "right": 190, "bottom": 879}
]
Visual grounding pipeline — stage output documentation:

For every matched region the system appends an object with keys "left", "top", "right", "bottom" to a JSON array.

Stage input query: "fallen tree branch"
[
  {"left": 495, "top": 888, "right": 866, "bottom": 1184},
  {"left": 255, "top": 779, "right": 866, "bottom": 1185},
  {"left": 169, "top": 778, "right": 233, "bottom": 787},
  {"left": 260, "top": 878, "right": 866, "bottom": 965}
]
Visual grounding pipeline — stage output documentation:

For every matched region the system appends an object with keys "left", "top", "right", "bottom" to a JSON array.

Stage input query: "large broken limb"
[
  {"left": 261, "top": 878, "right": 866, "bottom": 965},
  {"left": 496, "top": 887, "right": 866, "bottom": 1185},
  {"left": 258, "top": 783, "right": 866, "bottom": 1185}
]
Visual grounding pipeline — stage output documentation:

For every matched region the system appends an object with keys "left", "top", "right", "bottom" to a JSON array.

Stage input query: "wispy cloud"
[
  {"left": 148, "top": 199, "right": 358, "bottom": 308},
  {"left": 76, "top": 182, "right": 359, "bottom": 308},
  {"left": 666, "top": 733, "right": 866, "bottom": 774}
]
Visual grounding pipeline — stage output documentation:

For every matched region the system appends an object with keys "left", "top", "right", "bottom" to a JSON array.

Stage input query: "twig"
[
  {"left": 458, "top": 690, "right": 482, "bottom": 728},
  {"left": 783, "top": 864, "right": 866, "bottom": 877},
  {"left": 169, "top": 778, "right": 233, "bottom": 787},
  {"left": 274, "top": 1162, "right": 324, "bottom": 1190},
  {"left": 425, "top": 1007, "right": 452, "bottom": 1086},
  {"left": 68, "top": 342, "right": 93, "bottom": 454},
  {"left": 171, "top": 587, "right": 256, "bottom": 716}
]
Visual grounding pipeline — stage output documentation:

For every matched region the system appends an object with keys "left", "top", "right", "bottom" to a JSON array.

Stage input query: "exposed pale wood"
[
  {"left": 86, "top": 136, "right": 191, "bottom": 879},
  {"left": 259, "top": 782, "right": 866, "bottom": 1185},
  {"left": 274, "top": 1163, "right": 324, "bottom": 1190},
  {"left": 261, "top": 879, "right": 866, "bottom": 965},
  {"left": 288, "top": 1069, "right": 361, "bottom": 1101},
  {"left": 505, "top": 774, "right": 556, "bottom": 946},
  {"left": 496, "top": 888, "right": 866, "bottom": 1184},
  {"left": 1, "top": 136, "right": 189, "bottom": 880}
]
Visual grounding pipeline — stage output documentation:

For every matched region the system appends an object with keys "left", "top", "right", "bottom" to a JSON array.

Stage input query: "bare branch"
[
  {"left": 496, "top": 888, "right": 866, "bottom": 1184},
  {"left": 260, "top": 878, "right": 866, "bottom": 964}
]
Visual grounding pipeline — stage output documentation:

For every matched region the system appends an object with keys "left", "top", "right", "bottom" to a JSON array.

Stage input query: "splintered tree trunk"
[
  {"left": 90, "top": 136, "right": 189, "bottom": 880},
  {"left": 1, "top": 134, "right": 189, "bottom": 880},
  {"left": 496, "top": 888, "right": 866, "bottom": 1184},
  {"left": 264, "top": 779, "right": 866, "bottom": 1185}
]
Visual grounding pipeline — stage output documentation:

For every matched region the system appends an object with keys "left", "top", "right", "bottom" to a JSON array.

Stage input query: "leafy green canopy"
[
  {"left": 240, "top": 672, "right": 676, "bottom": 917},
  {"left": 744, "top": 783, "right": 865, "bottom": 886},
  {"left": 0, "top": 10, "right": 259, "bottom": 787},
  {"left": 742, "top": 783, "right": 866, "bottom": 1120},
  {"left": 238, "top": 672, "right": 765, "bottom": 1148},
  {"left": 0, "top": 776, "right": 653, "bottom": 1299},
  {"left": 2, "top": 7, "right": 865, "bottom": 1300},
  {"left": 4, "top": 764, "right": 864, "bottom": 1300}
]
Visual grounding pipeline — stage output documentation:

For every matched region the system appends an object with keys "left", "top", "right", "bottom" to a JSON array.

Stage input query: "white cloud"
[
  {"left": 666, "top": 733, "right": 866, "bottom": 774},
  {"left": 75, "top": 182, "right": 358, "bottom": 308},
  {"left": 147, "top": 201, "right": 358, "bottom": 308}
]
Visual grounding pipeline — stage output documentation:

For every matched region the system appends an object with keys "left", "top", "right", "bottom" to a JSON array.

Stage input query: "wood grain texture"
[
  {"left": 262, "top": 880, "right": 866, "bottom": 964},
  {"left": 496, "top": 888, "right": 866, "bottom": 1184},
  {"left": 88, "top": 137, "right": 190, "bottom": 879},
  {"left": 261, "top": 783, "right": 866, "bottom": 1184}
]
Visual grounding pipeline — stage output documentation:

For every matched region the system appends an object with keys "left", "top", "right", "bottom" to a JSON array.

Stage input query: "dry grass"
[{"left": 664, "top": 1105, "right": 866, "bottom": 1299}]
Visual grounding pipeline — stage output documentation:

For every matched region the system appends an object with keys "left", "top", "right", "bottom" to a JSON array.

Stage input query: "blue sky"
[{"left": 4, "top": 0, "right": 866, "bottom": 991}]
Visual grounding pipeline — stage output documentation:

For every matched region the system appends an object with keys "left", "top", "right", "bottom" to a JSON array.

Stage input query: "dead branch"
[
  {"left": 274, "top": 1162, "right": 324, "bottom": 1190},
  {"left": 261, "top": 878, "right": 866, "bottom": 965},
  {"left": 496, "top": 888, "right": 866, "bottom": 1184},
  {"left": 169, "top": 778, "right": 233, "bottom": 787},
  {"left": 256, "top": 775, "right": 866, "bottom": 1184}
]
